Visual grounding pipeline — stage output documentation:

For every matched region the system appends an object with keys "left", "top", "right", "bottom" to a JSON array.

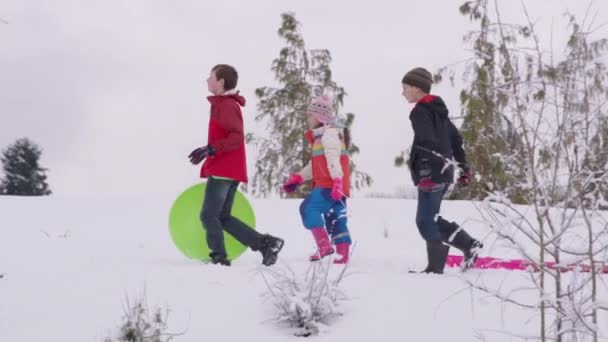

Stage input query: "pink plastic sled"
[{"left": 446, "top": 255, "right": 608, "bottom": 273}]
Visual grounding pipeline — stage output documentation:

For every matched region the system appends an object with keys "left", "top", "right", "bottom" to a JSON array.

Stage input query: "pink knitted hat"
[{"left": 307, "top": 95, "right": 333, "bottom": 123}]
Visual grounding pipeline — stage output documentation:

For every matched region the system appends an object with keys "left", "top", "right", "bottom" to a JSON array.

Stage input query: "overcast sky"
[{"left": 1, "top": 0, "right": 606, "bottom": 197}]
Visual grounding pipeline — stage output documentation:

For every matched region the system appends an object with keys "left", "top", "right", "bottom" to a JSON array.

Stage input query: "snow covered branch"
[
  {"left": 459, "top": 1, "right": 608, "bottom": 341},
  {"left": 260, "top": 261, "right": 349, "bottom": 337},
  {"left": 104, "top": 290, "right": 183, "bottom": 342}
]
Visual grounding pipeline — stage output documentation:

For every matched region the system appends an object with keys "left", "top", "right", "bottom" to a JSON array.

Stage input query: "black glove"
[{"left": 188, "top": 145, "right": 215, "bottom": 165}]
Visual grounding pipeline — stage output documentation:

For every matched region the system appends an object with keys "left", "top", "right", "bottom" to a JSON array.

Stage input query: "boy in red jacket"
[{"left": 188, "top": 64, "right": 284, "bottom": 267}]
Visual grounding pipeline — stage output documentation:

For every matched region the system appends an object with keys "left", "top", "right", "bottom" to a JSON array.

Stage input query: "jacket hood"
[
  {"left": 207, "top": 91, "right": 246, "bottom": 107},
  {"left": 417, "top": 95, "right": 448, "bottom": 119}
]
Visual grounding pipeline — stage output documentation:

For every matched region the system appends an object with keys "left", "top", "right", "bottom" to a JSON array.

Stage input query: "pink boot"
[
  {"left": 333, "top": 242, "right": 350, "bottom": 264},
  {"left": 309, "top": 227, "right": 334, "bottom": 261}
]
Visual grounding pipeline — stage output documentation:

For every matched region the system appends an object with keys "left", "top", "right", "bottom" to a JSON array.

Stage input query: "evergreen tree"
[
  {"left": 247, "top": 12, "right": 372, "bottom": 197},
  {"left": 0, "top": 138, "right": 51, "bottom": 196},
  {"left": 558, "top": 14, "right": 608, "bottom": 209},
  {"left": 446, "top": 1, "right": 527, "bottom": 203}
]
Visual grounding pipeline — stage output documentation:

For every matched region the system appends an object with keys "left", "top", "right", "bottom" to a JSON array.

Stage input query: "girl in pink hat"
[{"left": 282, "top": 95, "right": 353, "bottom": 264}]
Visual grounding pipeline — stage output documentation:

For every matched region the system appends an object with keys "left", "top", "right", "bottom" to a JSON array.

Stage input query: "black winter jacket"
[{"left": 408, "top": 95, "right": 467, "bottom": 185}]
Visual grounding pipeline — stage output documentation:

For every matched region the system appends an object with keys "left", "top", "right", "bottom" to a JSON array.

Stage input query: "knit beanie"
[
  {"left": 401, "top": 67, "right": 433, "bottom": 93},
  {"left": 307, "top": 95, "right": 333, "bottom": 123}
]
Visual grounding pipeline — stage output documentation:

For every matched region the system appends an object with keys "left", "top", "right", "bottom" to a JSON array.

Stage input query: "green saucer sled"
[{"left": 168, "top": 182, "right": 256, "bottom": 261}]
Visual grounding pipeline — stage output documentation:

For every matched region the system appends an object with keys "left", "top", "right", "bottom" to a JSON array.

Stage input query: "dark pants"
[
  {"left": 415, "top": 184, "right": 453, "bottom": 242},
  {"left": 200, "top": 177, "right": 262, "bottom": 258}
]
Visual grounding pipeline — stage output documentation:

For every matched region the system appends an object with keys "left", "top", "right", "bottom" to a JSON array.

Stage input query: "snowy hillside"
[{"left": 0, "top": 193, "right": 606, "bottom": 341}]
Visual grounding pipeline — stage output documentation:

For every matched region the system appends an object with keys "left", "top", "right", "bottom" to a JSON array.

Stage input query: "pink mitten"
[
  {"left": 330, "top": 178, "right": 344, "bottom": 201},
  {"left": 282, "top": 174, "right": 303, "bottom": 193}
]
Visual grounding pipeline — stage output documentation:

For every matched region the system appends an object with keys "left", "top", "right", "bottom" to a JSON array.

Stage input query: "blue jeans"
[
  {"left": 200, "top": 177, "right": 262, "bottom": 257},
  {"left": 415, "top": 184, "right": 448, "bottom": 242},
  {"left": 299, "top": 188, "right": 351, "bottom": 244}
]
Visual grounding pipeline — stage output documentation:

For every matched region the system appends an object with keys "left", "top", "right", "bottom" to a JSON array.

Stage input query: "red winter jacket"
[{"left": 200, "top": 93, "right": 248, "bottom": 183}]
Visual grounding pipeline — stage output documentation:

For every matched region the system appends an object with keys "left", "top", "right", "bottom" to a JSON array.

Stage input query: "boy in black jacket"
[{"left": 402, "top": 67, "right": 483, "bottom": 274}]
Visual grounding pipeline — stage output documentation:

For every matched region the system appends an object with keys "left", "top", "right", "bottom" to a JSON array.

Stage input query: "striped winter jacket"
[{"left": 298, "top": 126, "right": 351, "bottom": 197}]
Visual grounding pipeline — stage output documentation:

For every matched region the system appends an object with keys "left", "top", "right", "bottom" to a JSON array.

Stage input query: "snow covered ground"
[{"left": 1, "top": 192, "right": 606, "bottom": 341}]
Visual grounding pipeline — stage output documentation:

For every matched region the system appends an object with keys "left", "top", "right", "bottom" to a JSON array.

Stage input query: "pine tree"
[
  {"left": 560, "top": 14, "right": 608, "bottom": 209},
  {"left": 0, "top": 138, "right": 51, "bottom": 196},
  {"left": 247, "top": 12, "right": 371, "bottom": 197},
  {"left": 450, "top": 1, "right": 608, "bottom": 207},
  {"left": 438, "top": 1, "right": 528, "bottom": 203}
]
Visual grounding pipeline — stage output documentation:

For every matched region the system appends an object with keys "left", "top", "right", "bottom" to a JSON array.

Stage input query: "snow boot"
[
  {"left": 437, "top": 217, "right": 483, "bottom": 272},
  {"left": 210, "top": 253, "right": 231, "bottom": 266},
  {"left": 333, "top": 242, "right": 350, "bottom": 264},
  {"left": 423, "top": 240, "right": 450, "bottom": 274},
  {"left": 259, "top": 234, "right": 284, "bottom": 266},
  {"left": 461, "top": 240, "right": 483, "bottom": 271},
  {"left": 309, "top": 227, "right": 334, "bottom": 261}
]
